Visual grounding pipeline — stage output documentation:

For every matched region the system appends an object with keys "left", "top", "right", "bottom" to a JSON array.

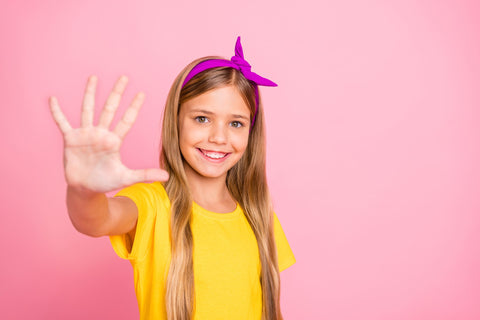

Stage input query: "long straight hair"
[{"left": 160, "top": 57, "right": 282, "bottom": 320}]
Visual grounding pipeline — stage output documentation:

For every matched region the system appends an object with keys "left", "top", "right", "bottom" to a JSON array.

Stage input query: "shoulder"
[
  {"left": 272, "top": 211, "right": 296, "bottom": 272},
  {"left": 116, "top": 181, "right": 167, "bottom": 195},
  {"left": 115, "top": 182, "right": 170, "bottom": 207},
  {"left": 109, "top": 182, "right": 171, "bottom": 261},
  {"left": 272, "top": 212, "right": 283, "bottom": 232}
]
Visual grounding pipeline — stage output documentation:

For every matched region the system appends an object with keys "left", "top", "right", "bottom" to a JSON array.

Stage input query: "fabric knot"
[{"left": 181, "top": 36, "right": 277, "bottom": 126}]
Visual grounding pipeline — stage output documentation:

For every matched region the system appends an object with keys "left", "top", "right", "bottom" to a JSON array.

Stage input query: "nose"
[{"left": 208, "top": 123, "right": 228, "bottom": 144}]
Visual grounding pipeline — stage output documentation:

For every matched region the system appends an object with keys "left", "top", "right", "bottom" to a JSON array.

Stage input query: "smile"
[{"left": 198, "top": 148, "right": 230, "bottom": 160}]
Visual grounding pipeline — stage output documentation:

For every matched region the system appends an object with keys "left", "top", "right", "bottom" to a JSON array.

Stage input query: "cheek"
[
  {"left": 179, "top": 122, "right": 201, "bottom": 145},
  {"left": 179, "top": 124, "right": 197, "bottom": 156},
  {"left": 232, "top": 132, "right": 250, "bottom": 153}
]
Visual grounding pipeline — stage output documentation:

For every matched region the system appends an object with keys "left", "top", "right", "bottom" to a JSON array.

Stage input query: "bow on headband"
[{"left": 182, "top": 37, "right": 277, "bottom": 125}]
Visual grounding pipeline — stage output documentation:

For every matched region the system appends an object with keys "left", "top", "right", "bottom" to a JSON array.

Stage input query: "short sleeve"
[
  {"left": 273, "top": 213, "right": 296, "bottom": 272},
  {"left": 109, "top": 182, "right": 164, "bottom": 262}
]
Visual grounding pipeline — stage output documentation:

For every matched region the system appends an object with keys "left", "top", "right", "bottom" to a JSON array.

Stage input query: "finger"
[
  {"left": 126, "top": 168, "right": 170, "bottom": 185},
  {"left": 81, "top": 75, "right": 98, "bottom": 127},
  {"left": 98, "top": 75, "right": 129, "bottom": 129},
  {"left": 113, "top": 92, "right": 145, "bottom": 139},
  {"left": 49, "top": 96, "right": 72, "bottom": 133}
]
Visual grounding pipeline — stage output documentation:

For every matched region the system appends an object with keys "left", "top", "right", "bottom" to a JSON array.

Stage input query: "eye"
[
  {"left": 230, "top": 121, "right": 244, "bottom": 128},
  {"left": 195, "top": 116, "right": 208, "bottom": 123}
]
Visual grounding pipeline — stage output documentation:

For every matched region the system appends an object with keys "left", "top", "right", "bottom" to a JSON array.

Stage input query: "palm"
[
  {"left": 63, "top": 127, "right": 126, "bottom": 192},
  {"left": 50, "top": 76, "right": 168, "bottom": 193}
]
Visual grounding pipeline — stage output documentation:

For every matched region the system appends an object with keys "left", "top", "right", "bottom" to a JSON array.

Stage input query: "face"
[{"left": 178, "top": 85, "right": 251, "bottom": 183}]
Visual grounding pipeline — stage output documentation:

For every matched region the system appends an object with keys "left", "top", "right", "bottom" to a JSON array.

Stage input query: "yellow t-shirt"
[{"left": 110, "top": 182, "right": 295, "bottom": 320}]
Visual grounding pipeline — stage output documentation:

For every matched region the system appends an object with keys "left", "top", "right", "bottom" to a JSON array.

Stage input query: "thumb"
[{"left": 126, "top": 168, "right": 170, "bottom": 185}]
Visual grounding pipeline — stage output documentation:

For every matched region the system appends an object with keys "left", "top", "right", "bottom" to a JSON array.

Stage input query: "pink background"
[{"left": 1, "top": 0, "right": 479, "bottom": 319}]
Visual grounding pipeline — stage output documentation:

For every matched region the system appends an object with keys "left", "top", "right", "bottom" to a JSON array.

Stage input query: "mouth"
[{"left": 198, "top": 148, "right": 230, "bottom": 160}]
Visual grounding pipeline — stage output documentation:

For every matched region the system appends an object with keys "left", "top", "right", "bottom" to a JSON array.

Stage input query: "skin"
[
  {"left": 50, "top": 76, "right": 251, "bottom": 242},
  {"left": 50, "top": 76, "right": 169, "bottom": 239},
  {"left": 178, "top": 85, "right": 251, "bottom": 213}
]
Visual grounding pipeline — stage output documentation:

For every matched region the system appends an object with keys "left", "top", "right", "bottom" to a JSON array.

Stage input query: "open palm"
[{"left": 50, "top": 76, "right": 168, "bottom": 193}]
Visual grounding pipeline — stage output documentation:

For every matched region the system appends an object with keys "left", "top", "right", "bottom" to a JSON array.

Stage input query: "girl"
[{"left": 50, "top": 37, "right": 295, "bottom": 320}]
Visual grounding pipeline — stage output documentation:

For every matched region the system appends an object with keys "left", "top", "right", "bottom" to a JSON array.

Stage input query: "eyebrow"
[{"left": 189, "top": 109, "right": 250, "bottom": 121}]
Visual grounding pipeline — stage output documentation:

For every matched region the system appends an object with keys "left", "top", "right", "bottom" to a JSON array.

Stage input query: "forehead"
[{"left": 180, "top": 85, "right": 251, "bottom": 117}]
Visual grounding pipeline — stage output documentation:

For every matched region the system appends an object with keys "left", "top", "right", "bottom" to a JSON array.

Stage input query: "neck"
[{"left": 184, "top": 166, "right": 236, "bottom": 213}]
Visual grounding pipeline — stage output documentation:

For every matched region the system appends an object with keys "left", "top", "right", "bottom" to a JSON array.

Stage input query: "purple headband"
[{"left": 182, "top": 36, "right": 277, "bottom": 125}]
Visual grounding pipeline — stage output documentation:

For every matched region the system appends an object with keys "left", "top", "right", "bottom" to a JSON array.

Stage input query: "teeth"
[{"left": 202, "top": 150, "right": 227, "bottom": 159}]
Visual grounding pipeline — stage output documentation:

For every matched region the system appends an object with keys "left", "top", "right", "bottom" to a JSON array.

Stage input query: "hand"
[{"left": 49, "top": 75, "right": 169, "bottom": 193}]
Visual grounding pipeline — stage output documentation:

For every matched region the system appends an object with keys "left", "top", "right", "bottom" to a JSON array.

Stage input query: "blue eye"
[{"left": 195, "top": 116, "right": 208, "bottom": 123}]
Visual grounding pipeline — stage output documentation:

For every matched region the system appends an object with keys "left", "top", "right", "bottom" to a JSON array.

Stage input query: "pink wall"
[{"left": 1, "top": 0, "right": 479, "bottom": 319}]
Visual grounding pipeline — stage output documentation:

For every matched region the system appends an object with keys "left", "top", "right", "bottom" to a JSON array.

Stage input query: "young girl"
[{"left": 50, "top": 37, "right": 295, "bottom": 320}]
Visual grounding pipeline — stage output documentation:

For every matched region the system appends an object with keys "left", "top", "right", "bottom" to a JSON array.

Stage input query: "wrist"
[{"left": 67, "top": 185, "right": 103, "bottom": 199}]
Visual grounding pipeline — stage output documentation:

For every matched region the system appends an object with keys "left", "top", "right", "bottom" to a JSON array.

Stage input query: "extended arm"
[
  {"left": 50, "top": 76, "right": 168, "bottom": 237},
  {"left": 66, "top": 187, "right": 138, "bottom": 237}
]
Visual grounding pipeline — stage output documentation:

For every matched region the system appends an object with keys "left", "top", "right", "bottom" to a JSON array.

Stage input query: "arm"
[
  {"left": 50, "top": 76, "right": 168, "bottom": 238},
  {"left": 66, "top": 187, "right": 138, "bottom": 237}
]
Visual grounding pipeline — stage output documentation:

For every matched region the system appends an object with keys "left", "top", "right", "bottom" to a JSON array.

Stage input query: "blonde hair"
[{"left": 160, "top": 57, "right": 283, "bottom": 320}]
